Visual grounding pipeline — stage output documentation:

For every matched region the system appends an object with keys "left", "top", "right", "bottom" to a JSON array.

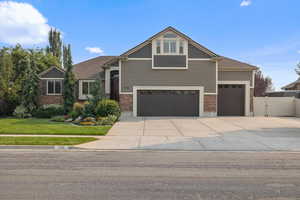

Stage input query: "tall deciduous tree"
[
  {"left": 0, "top": 50, "right": 21, "bottom": 114},
  {"left": 21, "top": 54, "right": 40, "bottom": 113},
  {"left": 254, "top": 70, "right": 274, "bottom": 97},
  {"left": 63, "top": 44, "right": 75, "bottom": 113},
  {"left": 46, "top": 28, "right": 62, "bottom": 66},
  {"left": 296, "top": 62, "right": 300, "bottom": 76}
]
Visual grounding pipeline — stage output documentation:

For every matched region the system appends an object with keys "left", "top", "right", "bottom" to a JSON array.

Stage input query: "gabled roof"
[
  {"left": 120, "top": 26, "right": 219, "bottom": 58},
  {"left": 38, "top": 66, "right": 65, "bottom": 78},
  {"left": 73, "top": 56, "right": 116, "bottom": 79},
  {"left": 218, "top": 57, "right": 258, "bottom": 71},
  {"left": 282, "top": 78, "right": 300, "bottom": 90}
]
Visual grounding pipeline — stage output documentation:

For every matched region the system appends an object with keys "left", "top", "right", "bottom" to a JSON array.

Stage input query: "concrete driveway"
[{"left": 77, "top": 117, "right": 300, "bottom": 151}]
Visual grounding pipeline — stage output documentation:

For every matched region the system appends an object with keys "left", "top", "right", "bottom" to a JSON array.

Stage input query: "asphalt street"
[{"left": 1, "top": 150, "right": 300, "bottom": 200}]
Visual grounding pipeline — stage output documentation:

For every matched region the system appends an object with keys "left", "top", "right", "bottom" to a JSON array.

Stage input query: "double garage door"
[{"left": 137, "top": 90, "right": 199, "bottom": 117}]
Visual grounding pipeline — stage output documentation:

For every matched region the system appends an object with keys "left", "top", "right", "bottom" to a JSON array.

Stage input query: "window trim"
[
  {"left": 46, "top": 79, "right": 62, "bottom": 96},
  {"left": 79, "top": 80, "right": 96, "bottom": 100},
  {"left": 152, "top": 32, "right": 188, "bottom": 69}
]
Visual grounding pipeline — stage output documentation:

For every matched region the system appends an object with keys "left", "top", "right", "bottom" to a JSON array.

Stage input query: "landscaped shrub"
[
  {"left": 0, "top": 99, "right": 9, "bottom": 116},
  {"left": 82, "top": 102, "right": 95, "bottom": 118},
  {"left": 95, "top": 99, "right": 121, "bottom": 118},
  {"left": 13, "top": 105, "right": 31, "bottom": 118},
  {"left": 79, "top": 121, "right": 96, "bottom": 126},
  {"left": 68, "top": 110, "right": 80, "bottom": 120},
  {"left": 33, "top": 104, "right": 64, "bottom": 118},
  {"left": 0, "top": 99, "right": 17, "bottom": 116},
  {"left": 96, "top": 115, "right": 117, "bottom": 125},
  {"left": 73, "top": 102, "right": 85, "bottom": 115},
  {"left": 50, "top": 115, "right": 66, "bottom": 122}
]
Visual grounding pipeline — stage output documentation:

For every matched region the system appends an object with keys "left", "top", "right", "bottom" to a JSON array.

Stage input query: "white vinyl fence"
[
  {"left": 254, "top": 97, "right": 298, "bottom": 117},
  {"left": 296, "top": 99, "right": 300, "bottom": 118}
]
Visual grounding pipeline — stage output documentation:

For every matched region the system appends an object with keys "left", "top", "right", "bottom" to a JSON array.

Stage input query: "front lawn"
[
  {"left": 0, "top": 136, "right": 97, "bottom": 145},
  {"left": 0, "top": 118, "right": 111, "bottom": 135}
]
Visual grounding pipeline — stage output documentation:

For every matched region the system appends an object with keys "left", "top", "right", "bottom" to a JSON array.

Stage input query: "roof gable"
[
  {"left": 39, "top": 66, "right": 65, "bottom": 79},
  {"left": 121, "top": 26, "right": 219, "bottom": 58},
  {"left": 282, "top": 78, "right": 300, "bottom": 90}
]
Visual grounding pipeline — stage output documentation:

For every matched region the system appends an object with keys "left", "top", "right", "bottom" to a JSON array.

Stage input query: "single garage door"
[
  {"left": 137, "top": 90, "right": 199, "bottom": 116},
  {"left": 218, "top": 85, "right": 245, "bottom": 116}
]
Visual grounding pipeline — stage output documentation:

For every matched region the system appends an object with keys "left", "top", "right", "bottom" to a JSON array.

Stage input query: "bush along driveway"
[{"left": 0, "top": 118, "right": 111, "bottom": 136}]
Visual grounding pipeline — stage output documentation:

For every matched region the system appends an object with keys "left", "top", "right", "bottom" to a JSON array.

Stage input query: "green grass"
[
  {"left": 0, "top": 118, "right": 111, "bottom": 135},
  {"left": 0, "top": 136, "right": 97, "bottom": 145}
]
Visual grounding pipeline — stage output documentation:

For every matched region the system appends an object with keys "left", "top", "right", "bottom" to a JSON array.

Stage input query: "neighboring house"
[
  {"left": 266, "top": 91, "right": 300, "bottom": 98},
  {"left": 38, "top": 26, "right": 258, "bottom": 117},
  {"left": 282, "top": 78, "right": 300, "bottom": 91}
]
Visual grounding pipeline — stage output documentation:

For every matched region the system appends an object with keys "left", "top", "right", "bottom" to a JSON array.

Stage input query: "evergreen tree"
[
  {"left": 46, "top": 28, "right": 62, "bottom": 66},
  {"left": 21, "top": 55, "right": 39, "bottom": 113},
  {"left": 89, "top": 72, "right": 105, "bottom": 109},
  {"left": 63, "top": 44, "right": 76, "bottom": 113}
]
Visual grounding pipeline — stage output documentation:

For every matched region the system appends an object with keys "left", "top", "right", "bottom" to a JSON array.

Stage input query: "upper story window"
[
  {"left": 179, "top": 40, "right": 184, "bottom": 54},
  {"left": 47, "top": 80, "right": 62, "bottom": 95},
  {"left": 156, "top": 40, "right": 161, "bottom": 54},
  {"left": 163, "top": 32, "right": 177, "bottom": 38},
  {"left": 163, "top": 40, "right": 177, "bottom": 54},
  {"left": 153, "top": 32, "right": 187, "bottom": 55}
]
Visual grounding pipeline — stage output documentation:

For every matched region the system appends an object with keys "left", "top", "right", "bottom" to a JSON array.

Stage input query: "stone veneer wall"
[
  {"left": 119, "top": 94, "right": 133, "bottom": 112},
  {"left": 119, "top": 93, "right": 217, "bottom": 114},
  {"left": 204, "top": 95, "right": 217, "bottom": 113}
]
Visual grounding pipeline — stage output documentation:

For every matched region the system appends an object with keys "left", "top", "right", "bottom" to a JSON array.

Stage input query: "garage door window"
[{"left": 139, "top": 90, "right": 198, "bottom": 95}]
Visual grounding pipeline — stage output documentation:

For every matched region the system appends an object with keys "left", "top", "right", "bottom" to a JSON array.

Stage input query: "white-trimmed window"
[
  {"left": 47, "top": 80, "right": 62, "bottom": 95},
  {"left": 156, "top": 40, "right": 161, "bottom": 54},
  {"left": 153, "top": 32, "right": 187, "bottom": 55},
  {"left": 79, "top": 80, "right": 95, "bottom": 99}
]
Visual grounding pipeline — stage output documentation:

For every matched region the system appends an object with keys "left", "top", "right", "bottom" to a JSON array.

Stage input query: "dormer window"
[
  {"left": 152, "top": 31, "right": 188, "bottom": 69},
  {"left": 163, "top": 40, "right": 177, "bottom": 54},
  {"left": 179, "top": 40, "right": 184, "bottom": 54},
  {"left": 153, "top": 32, "right": 187, "bottom": 55},
  {"left": 156, "top": 40, "right": 161, "bottom": 54}
]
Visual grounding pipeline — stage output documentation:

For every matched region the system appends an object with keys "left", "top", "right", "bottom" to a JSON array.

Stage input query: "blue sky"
[{"left": 0, "top": 0, "right": 299, "bottom": 89}]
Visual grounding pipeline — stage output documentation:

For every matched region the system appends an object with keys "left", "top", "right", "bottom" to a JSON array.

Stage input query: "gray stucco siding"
[
  {"left": 188, "top": 44, "right": 212, "bottom": 58},
  {"left": 218, "top": 71, "right": 253, "bottom": 87},
  {"left": 128, "top": 43, "right": 152, "bottom": 58},
  {"left": 121, "top": 60, "right": 216, "bottom": 93}
]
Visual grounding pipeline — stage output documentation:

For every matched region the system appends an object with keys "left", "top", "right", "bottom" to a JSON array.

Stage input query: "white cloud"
[
  {"left": 85, "top": 47, "right": 104, "bottom": 54},
  {"left": 240, "top": 0, "right": 252, "bottom": 7},
  {"left": 297, "top": 50, "right": 300, "bottom": 54},
  {"left": 0, "top": 1, "right": 51, "bottom": 45}
]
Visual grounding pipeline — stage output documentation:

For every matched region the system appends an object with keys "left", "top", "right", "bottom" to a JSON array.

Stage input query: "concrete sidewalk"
[
  {"left": 0, "top": 134, "right": 103, "bottom": 138},
  {"left": 77, "top": 117, "right": 300, "bottom": 151}
]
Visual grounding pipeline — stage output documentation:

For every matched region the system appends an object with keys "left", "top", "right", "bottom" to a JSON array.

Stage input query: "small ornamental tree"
[
  {"left": 21, "top": 56, "right": 39, "bottom": 113},
  {"left": 254, "top": 70, "right": 274, "bottom": 97},
  {"left": 63, "top": 44, "right": 75, "bottom": 114}
]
